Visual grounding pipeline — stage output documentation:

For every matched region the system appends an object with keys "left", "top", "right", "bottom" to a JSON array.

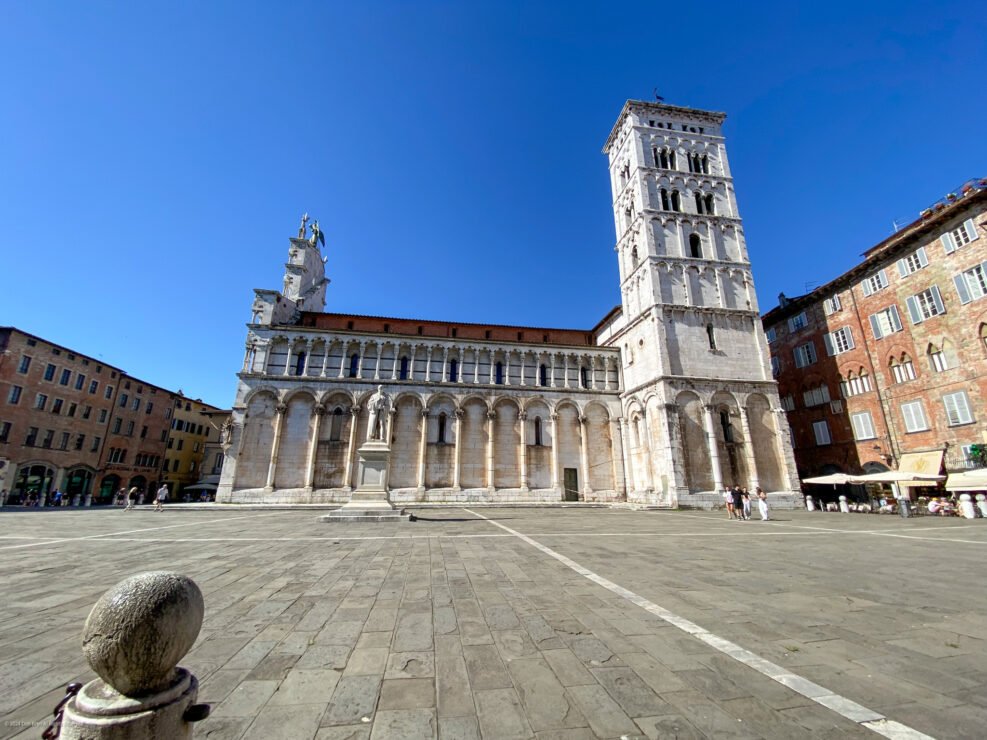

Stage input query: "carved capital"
[
  {"left": 550, "top": 412, "right": 559, "bottom": 421},
  {"left": 454, "top": 408, "right": 465, "bottom": 419},
  {"left": 313, "top": 404, "right": 326, "bottom": 416},
  {"left": 579, "top": 415, "right": 588, "bottom": 425},
  {"left": 350, "top": 405, "right": 361, "bottom": 417},
  {"left": 518, "top": 411, "right": 528, "bottom": 421},
  {"left": 421, "top": 409, "right": 430, "bottom": 418},
  {"left": 486, "top": 410, "right": 497, "bottom": 421},
  {"left": 275, "top": 404, "right": 287, "bottom": 415}
]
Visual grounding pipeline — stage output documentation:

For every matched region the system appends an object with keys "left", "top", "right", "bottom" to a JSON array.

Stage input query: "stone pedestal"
[{"left": 321, "top": 441, "right": 410, "bottom": 523}]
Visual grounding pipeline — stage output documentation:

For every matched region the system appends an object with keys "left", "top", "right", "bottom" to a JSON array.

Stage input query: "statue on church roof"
[
  {"left": 310, "top": 219, "right": 325, "bottom": 248},
  {"left": 298, "top": 213, "right": 309, "bottom": 239}
]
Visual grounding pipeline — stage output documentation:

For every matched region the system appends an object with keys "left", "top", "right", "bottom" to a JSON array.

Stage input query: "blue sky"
[{"left": 2, "top": 1, "right": 984, "bottom": 407}]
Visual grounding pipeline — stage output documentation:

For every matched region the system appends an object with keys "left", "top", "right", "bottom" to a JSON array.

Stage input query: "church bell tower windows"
[
  {"left": 348, "top": 353, "right": 360, "bottom": 378},
  {"left": 399, "top": 356, "right": 409, "bottom": 380},
  {"left": 449, "top": 358, "right": 458, "bottom": 382},
  {"left": 539, "top": 364, "right": 548, "bottom": 387},
  {"left": 294, "top": 351, "right": 306, "bottom": 376},
  {"left": 495, "top": 362, "right": 504, "bottom": 385},
  {"left": 689, "top": 233, "right": 703, "bottom": 259}
]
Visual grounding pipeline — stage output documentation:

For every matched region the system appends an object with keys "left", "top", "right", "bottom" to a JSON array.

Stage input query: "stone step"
[{"left": 320, "top": 509, "right": 411, "bottom": 523}]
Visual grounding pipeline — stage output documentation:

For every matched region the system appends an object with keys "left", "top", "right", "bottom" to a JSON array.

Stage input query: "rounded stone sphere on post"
[{"left": 82, "top": 572, "right": 204, "bottom": 697}]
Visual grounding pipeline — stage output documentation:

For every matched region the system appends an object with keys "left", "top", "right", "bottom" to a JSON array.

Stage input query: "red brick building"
[{"left": 763, "top": 179, "right": 987, "bottom": 488}]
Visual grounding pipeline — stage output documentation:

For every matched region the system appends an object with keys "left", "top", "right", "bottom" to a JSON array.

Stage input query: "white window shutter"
[
  {"left": 954, "top": 273, "right": 972, "bottom": 304},
  {"left": 845, "top": 328, "right": 855, "bottom": 350},
  {"left": 870, "top": 314, "right": 884, "bottom": 339},
  {"left": 878, "top": 269, "right": 888, "bottom": 287},
  {"left": 931, "top": 285, "right": 945, "bottom": 314},
  {"left": 965, "top": 218, "right": 978, "bottom": 242},
  {"left": 897, "top": 258, "right": 908, "bottom": 278},
  {"left": 862, "top": 280, "right": 873, "bottom": 297},
  {"left": 941, "top": 233, "right": 957, "bottom": 254},
  {"left": 889, "top": 305, "right": 902, "bottom": 332},
  {"left": 944, "top": 394, "right": 960, "bottom": 425},
  {"left": 917, "top": 247, "right": 928, "bottom": 267},
  {"left": 823, "top": 333, "right": 835, "bottom": 356},
  {"left": 905, "top": 295, "right": 922, "bottom": 324}
]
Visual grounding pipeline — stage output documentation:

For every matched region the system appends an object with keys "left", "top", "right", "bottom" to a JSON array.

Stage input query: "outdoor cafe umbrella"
[{"left": 801, "top": 473, "right": 856, "bottom": 485}]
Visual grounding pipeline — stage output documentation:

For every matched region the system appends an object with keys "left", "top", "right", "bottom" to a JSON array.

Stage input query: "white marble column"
[
  {"left": 282, "top": 346, "right": 292, "bottom": 376},
  {"left": 343, "top": 406, "right": 360, "bottom": 490},
  {"left": 563, "top": 355, "right": 570, "bottom": 388},
  {"left": 425, "top": 346, "right": 433, "bottom": 382},
  {"left": 519, "top": 351, "right": 526, "bottom": 386},
  {"left": 616, "top": 417, "right": 631, "bottom": 497},
  {"left": 472, "top": 347, "right": 480, "bottom": 384},
  {"left": 604, "top": 357, "right": 612, "bottom": 390},
  {"left": 264, "top": 403, "right": 287, "bottom": 490},
  {"left": 452, "top": 408, "right": 463, "bottom": 491},
  {"left": 550, "top": 354, "right": 557, "bottom": 388},
  {"left": 417, "top": 408, "right": 429, "bottom": 491},
  {"left": 518, "top": 411, "right": 528, "bottom": 491},
  {"left": 319, "top": 342, "right": 330, "bottom": 376},
  {"left": 337, "top": 343, "right": 347, "bottom": 379},
  {"left": 505, "top": 351, "right": 511, "bottom": 386},
  {"left": 391, "top": 343, "right": 400, "bottom": 380},
  {"left": 703, "top": 404, "right": 724, "bottom": 491},
  {"left": 488, "top": 351, "right": 495, "bottom": 384},
  {"left": 738, "top": 406, "right": 760, "bottom": 490},
  {"left": 356, "top": 342, "right": 366, "bottom": 378},
  {"left": 578, "top": 415, "right": 592, "bottom": 497},
  {"left": 441, "top": 347, "right": 449, "bottom": 382},
  {"left": 550, "top": 412, "right": 560, "bottom": 491},
  {"left": 301, "top": 340, "right": 313, "bottom": 375},
  {"left": 373, "top": 343, "right": 383, "bottom": 380},
  {"left": 305, "top": 405, "right": 325, "bottom": 490},
  {"left": 485, "top": 409, "right": 496, "bottom": 489}
]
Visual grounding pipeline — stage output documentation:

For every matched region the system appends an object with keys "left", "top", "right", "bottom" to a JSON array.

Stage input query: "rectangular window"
[
  {"left": 943, "top": 391, "right": 973, "bottom": 426},
  {"left": 35, "top": 393, "right": 48, "bottom": 410},
  {"left": 823, "top": 327, "right": 854, "bottom": 356},
  {"left": 59, "top": 431, "right": 70, "bottom": 450},
  {"left": 17, "top": 355, "right": 31, "bottom": 374},
  {"left": 177, "top": 439, "right": 184, "bottom": 451},
  {"left": 75, "top": 374, "right": 85, "bottom": 390},
  {"left": 905, "top": 285, "right": 946, "bottom": 324},
  {"left": 869, "top": 305, "right": 903, "bottom": 339},
  {"left": 953, "top": 262, "right": 987, "bottom": 304},
  {"left": 67, "top": 402, "right": 77, "bottom": 417},
  {"left": 75, "top": 433, "right": 85, "bottom": 450},
  {"left": 765, "top": 327, "right": 777, "bottom": 343},
  {"left": 161, "top": 430, "right": 167, "bottom": 442},
  {"left": 823, "top": 294, "right": 842, "bottom": 315},
  {"left": 146, "top": 401, "right": 153, "bottom": 414},
  {"left": 841, "top": 374, "right": 872, "bottom": 397},
  {"left": 897, "top": 247, "right": 929, "bottom": 277},
  {"left": 7, "top": 385, "right": 22, "bottom": 404},
  {"left": 112, "top": 417, "right": 122, "bottom": 434},
  {"left": 173, "top": 459, "right": 180, "bottom": 472},
  {"left": 82, "top": 405, "right": 92, "bottom": 419},
  {"left": 51, "top": 398, "right": 63, "bottom": 414},
  {"left": 193, "top": 441, "right": 200, "bottom": 453},
  {"left": 787, "top": 312, "right": 808, "bottom": 332},
  {"left": 901, "top": 401, "right": 929, "bottom": 432},
  {"left": 91, "top": 436, "right": 101, "bottom": 452},
  {"left": 25, "top": 426, "right": 38, "bottom": 446},
  {"left": 41, "top": 429, "right": 54, "bottom": 448},
  {"left": 803, "top": 385, "right": 831, "bottom": 407},
  {"left": 861, "top": 269, "right": 889, "bottom": 296},
  {"left": 780, "top": 395, "right": 795, "bottom": 411},
  {"left": 59, "top": 369, "right": 71, "bottom": 386},
  {"left": 812, "top": 420, "right": 831, "bottom": 446},
  {"left": 89, "top": 380, "right": 98, "bottom": 394},
  {"left": 98, "top": 409, "right": 107, "bottom": 423},
  {"left": 940, "top": 219, "right": 978, "bottom": 253},
  {"left": 105, "top": 385, "right": 114, "bottom": 400},
  {"left": 850, "top": 411, "right": 876, "bottom": 440},
  {"left": 119, "top": 393, "right": 128, "bottom": 408},
  {"left": 132, "top": 398, "right": 140, "bottom": 411},
  {"left": 930, "top": 349, "right": 948, "bottom": 373},
  {"left": 793, "top": 342, "right": 817, "bottom": 368},
  {"left": 126, "top": 420, "right": 134, "bottom": 436},
  {"left": 0, "top": 421, "right": 10, "bottom": 443},
  {"left": 44, "top": 363, "right": 56, "bottom": 381},
  {"left": 140, "top": 425, "right": 147, "bottom": 438}
]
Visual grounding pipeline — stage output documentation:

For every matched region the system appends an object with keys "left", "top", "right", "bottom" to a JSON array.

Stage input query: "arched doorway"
[
  {"left": 98, "top": 474, "right": 121, "bottom": 504},
  {"left": 12, "top": 464, "right": 54, "bottom": 505},
  {"left": 65, "top": 468, "right": 94, "bottom": 500}
]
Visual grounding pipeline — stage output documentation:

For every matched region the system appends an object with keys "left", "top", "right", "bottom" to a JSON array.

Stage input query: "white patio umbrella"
[{"left": 801, "top": 473, "right": 856, "bottom": 485}]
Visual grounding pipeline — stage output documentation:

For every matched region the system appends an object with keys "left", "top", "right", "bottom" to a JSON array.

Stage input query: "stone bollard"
[
  {"left": 958, "top": 493, "right": 976, "bottom": 519},
  {"left": 977, "top": 493, "right": 987, "bottom": 518},
  {"left": 56, "top": 572, "right": 209, "bottom": 739},
  {"left": 806, "top": 495, "right": 815, "bottom": 512},
  {"left": 838, "top": 495, "right": 849, "bottom": 513}
]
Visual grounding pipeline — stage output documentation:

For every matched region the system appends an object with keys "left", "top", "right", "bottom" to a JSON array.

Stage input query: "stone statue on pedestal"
[
  {"left": 298, "top": 213, "right": 309, "bottom": 239},
  {"left": 366, "top": 386, "right": 390, "bottom": 442}
]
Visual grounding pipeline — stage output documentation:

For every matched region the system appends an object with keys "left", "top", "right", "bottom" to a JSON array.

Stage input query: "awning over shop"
[
  {"left": 184, "top": 483, "right": 218, "bottom": 491},
  {"left": 945, "top": 469, "right": 987, "bottom": 491},
  {"left": 898, "top": 450, "right": 944, "bottom": 476}
]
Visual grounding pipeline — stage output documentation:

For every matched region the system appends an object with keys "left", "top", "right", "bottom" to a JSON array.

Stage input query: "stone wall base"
[{"left": 676, "top": 491, "right": 804, "bottom": 511}]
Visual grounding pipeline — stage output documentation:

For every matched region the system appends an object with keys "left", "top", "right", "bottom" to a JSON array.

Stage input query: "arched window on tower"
[
  {"left": 449, "top": 358, "right": 458, "bottom": 383},
  {"left": 707, "top": 324, "right": 716, "bottom": 349},
  {"left": 294, "top": 350, "right": 306, "bottom": 376},
  {"left": 329, "top": 408, "right": 343, "bottom": 441},
  {"left": 631, "top": 246, "right": 639, "bottom": 267},
  {"left": 539, "top": 364, "right": 548, "bottom": 386},
  {"left": 695, "top": 191, "right": 705, "bottom": 214},
  {"left": 534, "top": 416, "right": 543, "bottom": 446},
  {"left": 437, "top": 412, "right": 447, "bottom": 444},
  {"left": 348, "top": 353, "right": 359, "bottom": 378},
  {"left": 689, "top": 233, "right": 703, "bottom": 258},
  {"left": 399, "top": 356, "right": 409, "bottom": 380},
  {"left": 671, "top": 190, "right": 681, "bottom": 212},
  {"left": 495, "top": 361, "right": 504, "bottom": 385},
  {"left": 580, "top": 366, "right": 589, "bottom": 388},
  {"left": 658, "top": 148, "right": 669, "bottom": 169},
  {"left": 701, "top": 154, "right": 710, "bottom": 174},
  {"left": 660, "top": 188, "right": 670, "bottom": 211},
  {"left": 668, "top": 149, "right": 677, "bottom": 169},
  {"left": 705, "top": 193, "right": 715, "bottom": 215}
]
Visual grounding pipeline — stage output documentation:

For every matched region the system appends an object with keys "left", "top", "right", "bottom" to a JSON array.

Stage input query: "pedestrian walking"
[
  {"left": 731, "top": 486, "right": 744, "bottom": 521},
  {"left": 757, "top": 487, "right": 769, "bottom": 521},
  {"left": 741, "top": 488, "right": 752, "bottom": 520},
  {"left": 154, "top": 484, "right": 168, "bottom": 512},
  {"left": 723, "top": 488, "right": 735, "bottom": 519},
  {"left": 125, "top": 486, "right": 138, "bottom": 511}
]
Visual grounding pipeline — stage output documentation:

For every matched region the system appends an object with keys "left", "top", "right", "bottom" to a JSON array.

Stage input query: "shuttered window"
[
  {"left": 943, "top": 391, "right": 973, "bottom": 426},
  {"left": 850, "top": 411, "right": 876, "bottom": 440},
  {"left": 904, "top": 286, "right": 946, "bottom": 324}
]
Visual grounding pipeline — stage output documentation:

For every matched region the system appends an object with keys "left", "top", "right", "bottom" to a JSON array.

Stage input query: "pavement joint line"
[
  {"left": 462, "top": 507, "right": 936, "bottom": 740},
  {"left": 0, "top": 512, "right": 285, "bottom": 551}
]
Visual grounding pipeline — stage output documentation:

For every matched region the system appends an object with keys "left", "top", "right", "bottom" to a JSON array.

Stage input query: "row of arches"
[
  {"left": 233, "top": 389, "right": 621, "bottom": 497},
  {"left": 5, "top": 462, "right": 147, "bottom": 506}
]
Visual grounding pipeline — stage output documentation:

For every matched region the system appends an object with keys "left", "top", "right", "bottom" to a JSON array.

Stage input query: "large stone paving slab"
[{"left": 0, "top": 506, "right": 985, "bottom": 738}]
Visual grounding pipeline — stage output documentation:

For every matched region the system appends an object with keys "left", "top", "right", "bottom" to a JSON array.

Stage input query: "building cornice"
[{"left": 603, "top": 100, "right": 728, "bottom": 155}]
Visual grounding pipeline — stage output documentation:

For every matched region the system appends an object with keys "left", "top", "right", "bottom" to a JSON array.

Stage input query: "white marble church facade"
[{"left": 217, "top": 100, "right": 800, "bottom": 507}]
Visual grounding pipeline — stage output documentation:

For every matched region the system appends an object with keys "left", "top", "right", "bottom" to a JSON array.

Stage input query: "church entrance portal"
[{"left": 563, "top": 468, "right": 579, "bottom": 501}]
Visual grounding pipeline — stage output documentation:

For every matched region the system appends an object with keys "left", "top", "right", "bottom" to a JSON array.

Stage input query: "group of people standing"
[
  {"left": 723, "top": 485, "right": 769, "bottom": 521},
  {"left": 118, "top": 485, "right": 170, "bottom": 511}
]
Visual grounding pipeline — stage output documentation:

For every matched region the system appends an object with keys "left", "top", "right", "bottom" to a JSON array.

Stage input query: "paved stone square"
[{"left": 1, "top": 506, "right": 986, "bottom": 739}]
